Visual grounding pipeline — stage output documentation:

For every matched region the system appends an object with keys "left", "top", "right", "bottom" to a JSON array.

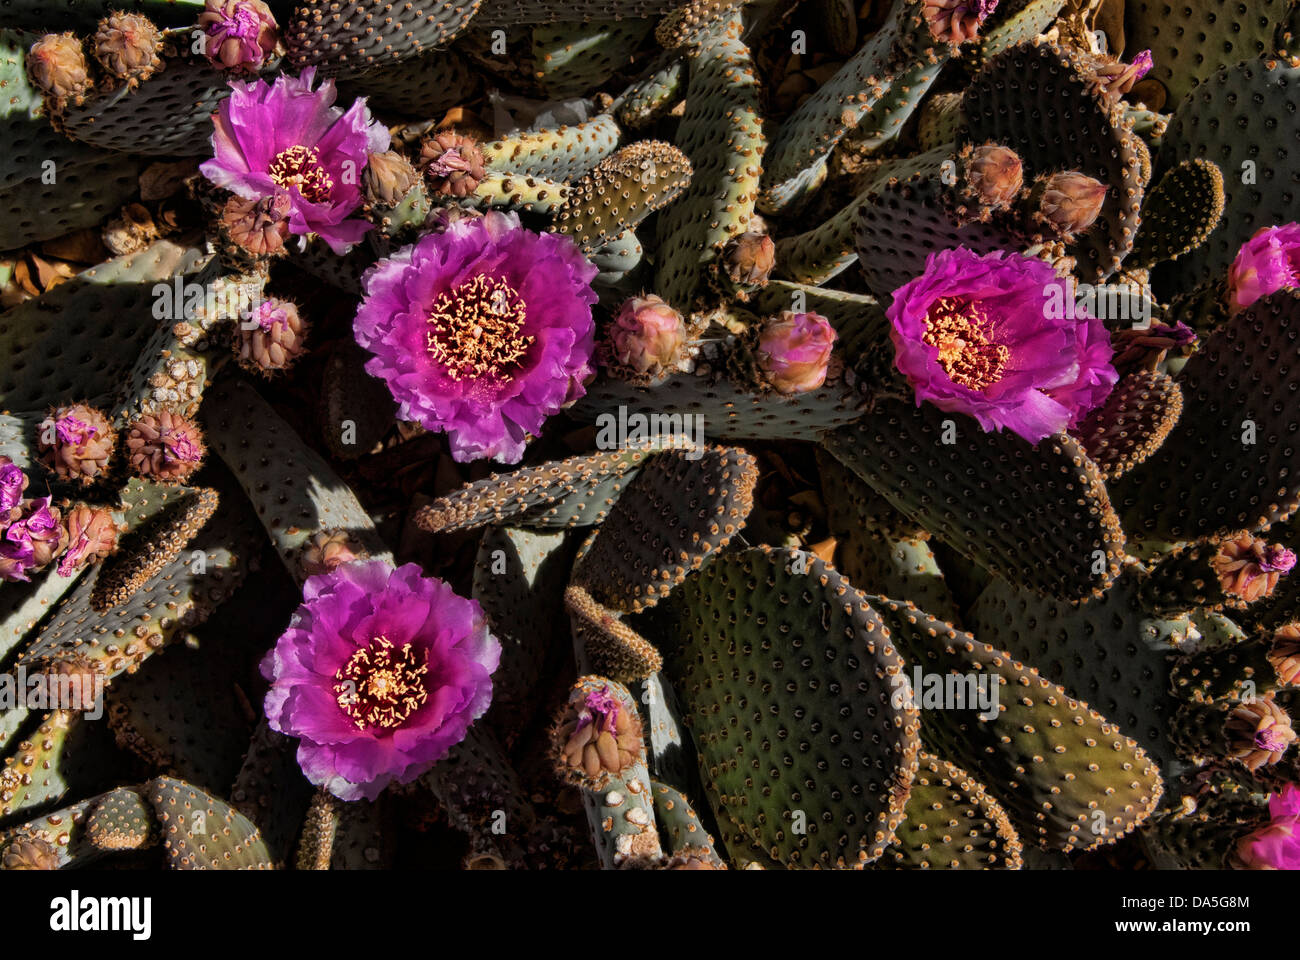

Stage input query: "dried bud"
[
  {"left": 222, "top": 193, "right": 292, "bottom": 257},
  {"left": 237, "top": 297, "right": 308, "bottom": 374},
  {"left": 198, "top": 0, "right": 279, "bottom": 71},
  {"left": 1226, "top": 695, "right": 1296, "bottom": 772},
  {"left": 604, "top": 294, "right": 687, "bottom": 380},
  {"left": 92, "top": 12, "right": 163, "bottom": 83},
  {"left": 125, "top": 411, "right": 205, "bottom": 484},
  {"left": 1110, "top": 321, "right": 1197, "bottom": 374},
  {"left": 1, "top": 836, "right": 60, "bottom": 870},
  {"left": 721, "top": 232, "right": 776, "bottom": 288},
  {"left": 103, "top": 203, "right": 159, "bottom": 257},
  {"left": 419, "top": 132, "right": 487, "bottom": 198},
  {"left": 966, "top": 144, "right": 1023, "bottom": 209},
  {"left": 1036, "top": 172, "right": 1107, "bottom": 240},
  {"left": 425, "top": 204, "right": 482, "bottom": 232},
  {"left": 552, "top": 682, "right": 644, "bottom": 787},
  {"left": 1211, "top": 534, "right": 1297, "bottom": 604},
  {"left": 299, "top": 529, "right": 369, "bottom": 579},
  {"left": 756, "top": 311, "right": 837, "bottom": 395},
  {"left": 38, "top": 404, "right": 115, "bottom": 484},
  {"left": 26, "top": 33, "right": 92, "bottom": 103},
  {"left": 57, "top": 505, "right": 119, "bottom": 577},
  {"left": 363, "top": 151, "right": 420, "bottom": 207},
  {"left": 922, "top": 0, "right": 997, "bottom": 45},
  {"left": 1269, "top": 623, "right": 1300, "bottom": 688}
]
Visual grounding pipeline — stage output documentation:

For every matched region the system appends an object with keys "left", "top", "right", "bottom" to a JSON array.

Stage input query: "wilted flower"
[
  {"left": 200, "top": 68, "right": 389, "bottom": 254},
  {"left": 721, "top": 232, "right": 776, "bottom": 288},
  {"left": 1227, "top": 223, "right": 1300, "bottom": 314},
  {"left": 604, "top": 295, "right": 686, "bottom": 379},
  {"left": 418, "top": 131, "right": 486, "bottom": 198},
  {"left": 91, "top": 11, "right": 162, "bottom": 82},
  {"left": 922, "top": 0, "right": 997, "bottom": 45},
  {"left": 39, "top": 404, "right": 114, "bottom": 484},
  {"left": 1093, "top": 49, "right": 1154, "bottom": 98},
  {"left": 237, "top": 297, "right": 307, "bottom": 374},
  {"left": 198, "top": 0, "right": 278, "bottom": 72},
  {"left": 1233, "top": 784, "right": 1300, "bottom": 870},
  {"left": 552, "top": 680, "right": 644, "bottom": 786},
  {"left": 57, "top": 505, "right": 118, "bottom": 577},
  {"left": 888, "top": 247, "right": 1118, "bottom": 443},
  {"left": 965, "top": 144, "right": 1023, "bottom": 209},
  {"left": 756, "top": 311, "right": 837, "bottom": 394},
  {"left": 0, "top": 497, "right": 65, "bottom": 582},
  {"left": 261, "top": 560, "right": 501, "bottom": 801},
  {"left": 1225, "top": 695, "right": 1295, "bottom": 772},
  {"left": 1210, "top": 533, "right": 1296, "bottom": 605},
  {"left": 353, "top": 211, "right": 597, "bottom": 463},
  {"left": 0, "top": 458, "right": 27, "bottom": 514},
  {"left": 125, "top": 411, "right": 206, "bottom": 484}
]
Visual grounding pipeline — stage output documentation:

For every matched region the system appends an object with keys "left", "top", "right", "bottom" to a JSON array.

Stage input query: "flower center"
[
  {"left": 163, "top": 432, "right": 201, "bottom": 464},
  {"left": 923, "top": 297, "right": 1009, "bottom": 390},
  {"left": 333, "top": 635, "right": 429, "bottom": 731},
  {"left": 55, "top": 414, "right": 95, "bottom": 446},
  {"left": 226, "top": 7, "right": 262, "bottom": 39},
  {"left": 425, "top": 275, "right": 533, "bottom": 382},
  {"left": 268, "top": 145, "right": 333, "bottom": 205}
]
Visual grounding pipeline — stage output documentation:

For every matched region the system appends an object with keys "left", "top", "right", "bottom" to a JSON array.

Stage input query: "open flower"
[
  {"left": 261, "top": 560, "right": 501, "bottom": 801},
  {"left": 1227, "top": 223, "right": 1300, "bottom": 314},
  {"left": 1233, "top": 784, "right": 1300, "bottom": 870},
  {"left": 888, "top": 247, "right": 1118, "bottom": 443},
  {"left": 353, "top": 211, "right": 597, "bottom": 463},
  {"left": 0, "top": 497, "right": 65, "bottom": 582},
  {"left": 199, "top": 68, "right": 389, "bottom": 254}
]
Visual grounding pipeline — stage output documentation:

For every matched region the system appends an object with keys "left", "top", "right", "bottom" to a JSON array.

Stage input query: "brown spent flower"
[
  {"left": 721, "top": 232, "right": 776, "bottom": 288},
  {"left": 552, "top": 682, "right": 644, "bottom": 787},
  {"left": 298, "top": 529, "right": 370, "bottom": 579},
  {"left": 26, "top": 33, "right": 92, "bottom": 104},
  {"left": 57, "top": 504, "right": 119, "bottom": 577},
  {"left": 92, "top": 11, "right": 163, "bottom": 83},
  {"left": 1210, "top": 534, "right": 1297, "bottom": 604},
  {"left": 363, "top": 151, "right": 420, "bottom": 208},
  {"left": 1268, "top": 623, "right": 1300, "bottom": 688},
  {"left": 1, "top": 836, "right": 60, "bottom": 870},
  {"left": 38, "top": 404, "right": 115, "bottom": 484},
  {"left": 1225, "top": 695, "right": 1296, "bottom": 772},
  {"left": 222, "top": 193, "right": 292, "bottom": 258},
  {"left": 125, "top": 410, "right": 206, "bottom": 484},
  {"left": 237, "top": 297, "right": 309, "bottom": 375},
  {"left": 966, "top": 144, "right": 1023, "bottom": 209},
  {"left": 419, "top": 132, "right": 487, "bottom": 199}
]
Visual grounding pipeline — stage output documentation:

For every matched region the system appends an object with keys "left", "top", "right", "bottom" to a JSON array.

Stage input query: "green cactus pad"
[
  {"left": 339, "top": 48, "right": 477, "bottom": 118},
  {"left": 650, "top": 780, "right": 725, "bottom": 865},
  {"left": 285, "top": 0, "right": 482, "bottom": 78},
  {"left": 0, "top": 711, "right": 80, "bottom": 819},
  {"left": 0, "top": 240, "right": 210, "bottom": 411},
  {"left": 654, "top": 17, "right": 765, "bottom": 310},
  {"left": 475, "top": 0, "right": 676, "bottom": 26},
  {"left": 1128, "top": 158, "right": 1225, "bottom": 270},
  {"left": 1169, "top": 633, "right": 1294, "bottom": 705},
  {"left": 473, "top": 526, "right": 571, "bottom": 746},
  {"left": 1110, "top": 289, "right": 1300, "bottom": 541},
  {"left": 874, "top": 753, "right": 1023, "bottom": 869},
  {"left": 483, "top": 114, "right": 621, "bottom": 183},
  {"left": 553, "top": 140, "right": 693, "bottom": 256},
  {"left": 146, "top": 775, "right": 276, "bottom": 869},
  {"left": 976, "top": 0, "right": 1065, "bottom": 59},
  {"left": 85, "top": 786, "right": 157, "bottom": 851},
  {"left": 1126, "top": 0, "right": 1288, "bottom": 106},
  {"left": 658, "top": 546, "right": 922, "bottom": 868},
  {"left": 617, "top": 55, "right": 684, "bottom": 128},
  {"left": 961, "top": 40, "right": 1147, "bottom": 282},
  {"left": 1071, "top": 369, "right": 1183, "bottom": 482},
  {"left": 867, "top": 593, "right": 1165, "bottom": 850},
  {"left": 567, "top": 584, "right": 664, "bottom": 683},
  {"left": 205, "top": 375, "right": 391, "bottom": 581},
  {"left": 532, "top": 19, "right": 651, "bottom": 99},
  {"left": 574, "top": 446, "right": 756, "bottom": 613},
  {"left": 415, "top": 446, "right": 651, "bottom": 533},
  {"left": 471, "top": 171, "right": 570, "bottom": 216},
  {"left": 968, "top": 566, "right": 1192, "bottom": 773},
  {"left": 822, "top": 397, "right": 1126, "bottom": 602},
  {"left": 319, "top": 342, "right": 395, "bottom": 460},
  {"left": 1155, "top": 55, "right": 1300, "bottom": 290}
]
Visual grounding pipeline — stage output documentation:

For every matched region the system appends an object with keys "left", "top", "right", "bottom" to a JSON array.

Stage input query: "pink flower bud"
[
  {"left": 1228, "top": 223, "right": 1300, "bottom": 314},
  {"left": 756, "top": 311, "right": 837, "bottom": 394},
  {"left": 606, "top": 295, "right": 687, "bottom": 377}
]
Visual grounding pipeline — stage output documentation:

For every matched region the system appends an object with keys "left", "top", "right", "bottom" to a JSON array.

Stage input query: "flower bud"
[
  {"left": 966, "top": 144, "right": 1023, "bottom": 209},
  {"left": 26, "top": 33, "right": 92, "bottom": 103},
  {"left": 1037, "top": 172, "right": 1107, "bottom": 239},
  {"left": 92, "top": 12, "right": 163, "bottom": 83},
  {"left": 605, "top": 295, "right": 687, "bottom": 378},
  {"left": 721, "top": 232, "right": 776, "bottom": 288},
  {"left": 756, "top": 311, "right": 837, "bottom": 394},
  {"left": 363, "top": 150, "right": 420, "bottom": 207},
  {"left": 1227, "top": 223, "right": 1300, "bottom": 314}
]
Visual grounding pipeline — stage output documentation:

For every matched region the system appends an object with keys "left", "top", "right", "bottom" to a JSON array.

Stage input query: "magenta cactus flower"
[
  {"left": 888, "top": 247, "right": 1118, "bottom": 444},
  {"left": 198, "top": 0, "right": 278, "bottom": 71},
  {"left": 1227, "top": 223, "right": 1300, "bottom": 314},
  {"left": 1234, "top": 784, "right": 1300, "bottom": 870},
  {"left": 0, "top": 458, "right": 26, "bottom": 514},
  {"left": 353, "top": 211, "right": 598, "bottom": 464},
  {"left": 199, "top": 68, "right": 389, "bottom": 254},
  {"left": 756, "top": 311, "right": 837, "bottom": 394},
  {"left": 261, "top": 560, "right": 502, "bottom": 801}
]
